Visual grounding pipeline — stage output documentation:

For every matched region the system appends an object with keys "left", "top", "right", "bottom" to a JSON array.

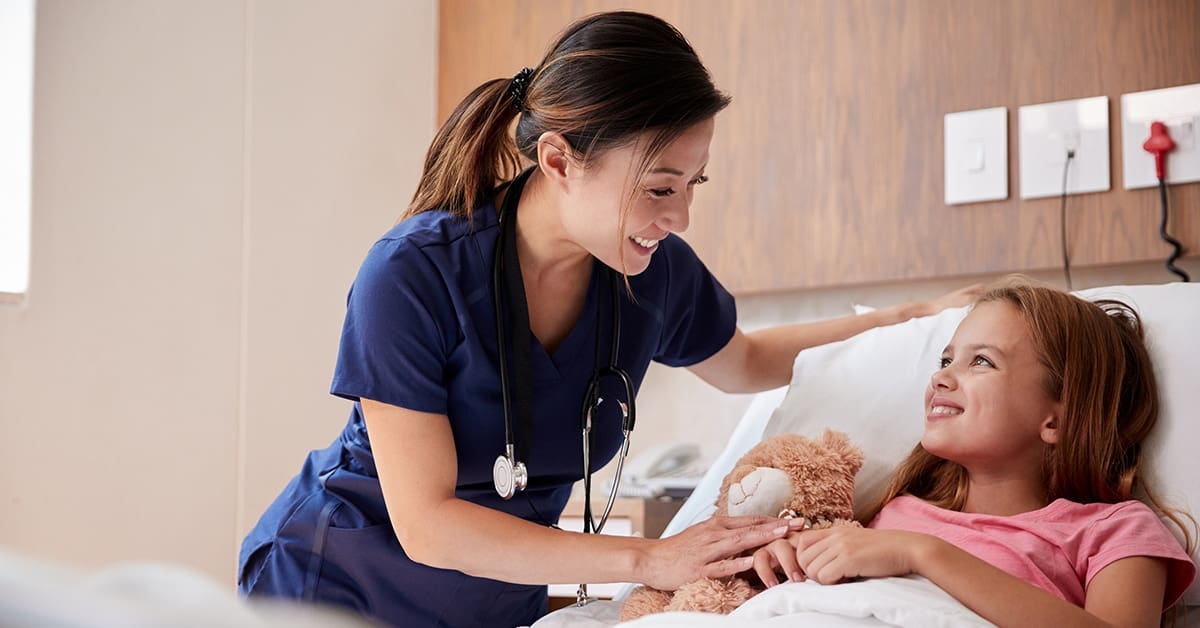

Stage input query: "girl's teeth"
[{"left": 931, "top": 406, "right": 963, "bottom": 416}]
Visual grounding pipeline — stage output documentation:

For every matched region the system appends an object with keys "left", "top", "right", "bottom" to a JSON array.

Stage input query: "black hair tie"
[{"left": 509, "top": 67, "right": 533, "bottom": 112}]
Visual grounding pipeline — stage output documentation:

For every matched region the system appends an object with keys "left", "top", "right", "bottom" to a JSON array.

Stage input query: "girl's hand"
[
  {"left": 751, "top": 536, "right": 806, "bottom": 588},
  {"left": 789, "top": 527, "right": 933, "bottom": 585},
  {"left": 640, "top": 516, "right": 804, "bottom": 590}
]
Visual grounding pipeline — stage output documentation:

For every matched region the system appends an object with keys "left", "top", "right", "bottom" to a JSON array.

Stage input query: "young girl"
[{"left": 752, "top": 281, "right": 1196, "bottom": 626}]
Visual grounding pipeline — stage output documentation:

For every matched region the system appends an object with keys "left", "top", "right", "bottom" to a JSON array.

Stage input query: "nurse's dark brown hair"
[
  {"left": 401, "top": 11, "right": 729, "bottom": 228},
  {"left": 860, "top": 280, "right": 1194, "bottom": 561}
]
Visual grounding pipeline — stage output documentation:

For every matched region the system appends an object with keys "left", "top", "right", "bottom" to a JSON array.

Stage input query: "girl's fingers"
[
  {"left": 798, "top": 541, "right": 842, "bottom": 585},
  {"left": 752, "top": 548, "right": 780, "bottom": 588},
  {"left": 791, "top": 527, "right": 833, "bottom": 552},
  {"left": 773, "top": 541, "right": 804, "bottom": 584}
]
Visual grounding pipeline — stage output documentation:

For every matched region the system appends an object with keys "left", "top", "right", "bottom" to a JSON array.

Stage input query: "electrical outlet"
[
  {"left": 1121, "top": 83, "right": 1200, "bottom": 189},
  {"left": 944, "top": 107, "right": 1007, "bottom": 205},
  {"left": 1018, "top": 96, "right": 1110, "bottom": 200}
]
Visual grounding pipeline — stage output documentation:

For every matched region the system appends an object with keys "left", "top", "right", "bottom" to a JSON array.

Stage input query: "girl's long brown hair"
[
  {"left": 402, "top": 11, "right": 730, "bottom": 229},
  {"left": 859, "top": 280, "right": 1195, "bottom": 558}
]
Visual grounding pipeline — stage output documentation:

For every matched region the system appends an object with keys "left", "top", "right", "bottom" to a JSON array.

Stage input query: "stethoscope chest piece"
[{"left": 493, "top": 450, "right": 528, "bottom": 500}]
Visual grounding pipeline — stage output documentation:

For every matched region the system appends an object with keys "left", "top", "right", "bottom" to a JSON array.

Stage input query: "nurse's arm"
[
  {"left": 360, "top": 398, "right": 789, "bottom": 587},
  {"left": 687, "top": 283, "right": 983, "bottom": 394}
]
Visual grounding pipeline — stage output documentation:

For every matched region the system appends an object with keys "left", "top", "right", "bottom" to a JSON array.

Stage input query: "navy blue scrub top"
[{"left": 239, "top": 196, "right": 736, "bottom": 628}]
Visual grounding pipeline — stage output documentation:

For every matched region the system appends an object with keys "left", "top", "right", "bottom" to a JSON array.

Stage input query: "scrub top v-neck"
[{"left": 238, "top": 196, "right": 737, "bottom": 627}]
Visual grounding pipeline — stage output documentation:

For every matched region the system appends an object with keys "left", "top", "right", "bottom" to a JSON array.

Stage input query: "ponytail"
[
  {"left": 401, "top": 77, "right": 525, "bottom": 222},
  {"left": 400, "top": 12, "right": 730, "bottom": 229}
]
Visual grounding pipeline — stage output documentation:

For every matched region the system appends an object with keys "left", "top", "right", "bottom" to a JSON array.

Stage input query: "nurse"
[{"left": 238, "top": 10, "right": 979, "bottom": 627}]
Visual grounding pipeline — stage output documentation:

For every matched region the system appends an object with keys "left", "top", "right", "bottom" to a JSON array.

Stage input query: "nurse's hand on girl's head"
[
  {"left": 862, "top": 283, "right": 985, "bottom": 337},
  {"left": 920, "top": 283, "right": 986, "bottom": 317},
  {"left": 636, "top": 515, "right": 805, "bottom": 591}
]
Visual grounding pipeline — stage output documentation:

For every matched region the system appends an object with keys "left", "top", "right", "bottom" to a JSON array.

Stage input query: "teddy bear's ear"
[
  {"left": 714, "top": 464, "right": 757, "bottom": 515},
  {"left": 822, "top": 429, "right": 865, "bottom": 474}
]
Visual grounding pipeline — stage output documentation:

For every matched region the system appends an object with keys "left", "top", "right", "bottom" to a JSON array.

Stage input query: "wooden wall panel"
[{"left": 439, "top": 0, "right": 1200, "bottom": 294}]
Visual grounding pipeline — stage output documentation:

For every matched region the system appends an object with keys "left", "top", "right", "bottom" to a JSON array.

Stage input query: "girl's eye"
[
  {"left": 690, "top": 174, "right": 709, "bottom": 186},
  {"left": 649, "top": 188, "right": 675, "bottom": 198},
  {"left": 938, "top": 357, "right": 951, "bottom": 369},
  {"left": 971, "top": 355, "right": 995, "bottom": 367}
]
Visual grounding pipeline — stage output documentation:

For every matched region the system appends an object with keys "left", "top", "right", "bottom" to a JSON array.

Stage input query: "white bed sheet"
[{"left": 533, "top": 576, "right": 992, "bottom": 628}]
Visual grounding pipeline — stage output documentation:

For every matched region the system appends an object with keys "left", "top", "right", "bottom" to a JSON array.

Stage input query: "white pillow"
[{"left": 763, "top": 282, "right": 1200, "bottom": 604}]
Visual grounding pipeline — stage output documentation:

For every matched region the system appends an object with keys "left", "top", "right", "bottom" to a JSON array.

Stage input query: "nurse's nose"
[{"left": 659, "top": 194, "right": 690, "bottom": 234}]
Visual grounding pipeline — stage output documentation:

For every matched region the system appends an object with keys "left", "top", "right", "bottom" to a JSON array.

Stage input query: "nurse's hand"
[
  {"left": 916, "top": 283, "right": 985, "bottom": 317},
  {"left": 638, "top": 516, "right": 803, "bottom": 591}
]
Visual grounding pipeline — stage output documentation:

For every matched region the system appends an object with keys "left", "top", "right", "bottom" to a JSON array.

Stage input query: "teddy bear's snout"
[{"left": 727, "top": 467, "right": 794, "bottom": 517}]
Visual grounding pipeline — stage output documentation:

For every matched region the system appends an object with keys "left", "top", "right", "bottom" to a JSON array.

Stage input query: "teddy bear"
[{"left": 619, "top": 429, "right": 864, "bottom": 621}]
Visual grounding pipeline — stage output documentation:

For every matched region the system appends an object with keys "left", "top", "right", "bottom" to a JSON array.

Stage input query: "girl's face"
[
  {"left": 921, "top": 301, "right": 1061, "bottom": 475},
  {"left": 560, "top": 118, "right": 714, "bottom": 275}
]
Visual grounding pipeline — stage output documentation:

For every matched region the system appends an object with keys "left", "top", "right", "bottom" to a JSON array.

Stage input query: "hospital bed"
[
  {"left": 531, "top": 282, "right": 1200, "bottom": 628},
  {"left": 0, "top": 283, "right": 1193, "bottom": 627}
]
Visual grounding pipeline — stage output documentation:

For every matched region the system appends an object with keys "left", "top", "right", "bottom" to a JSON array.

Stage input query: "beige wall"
[
  {"left": 0, "top": 0, "right": 436, "bottom": 584},
  {"left": 2, "top": 0, "right": 1196, "bottom": 592}
]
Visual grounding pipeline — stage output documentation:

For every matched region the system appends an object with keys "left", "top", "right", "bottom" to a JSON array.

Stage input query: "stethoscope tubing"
[{"left": 492, "top": 168, "right": 636, "bottom": 604}]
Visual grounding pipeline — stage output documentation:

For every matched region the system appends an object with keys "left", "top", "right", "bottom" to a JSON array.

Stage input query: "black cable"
[
  {"left": 1060, "top": 150, "right": 1075, "bottom": 290},
  {"left": 1157, "top": 178, "right": 1190, "bottom": 282}
]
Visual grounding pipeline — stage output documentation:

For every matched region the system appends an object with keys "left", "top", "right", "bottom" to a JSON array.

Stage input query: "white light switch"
[
  {"left": 1019, "top": 97, "right": 1110, "bottom": 200},
  {"left": 1121, "top": 83, "right": 1200, "bottom": 189},
  {"left": 968, "top": 140, "right": 985, "bottom": 171},
  {"left": 944, "top": 107, "right": 1007, "bottom": 205}
]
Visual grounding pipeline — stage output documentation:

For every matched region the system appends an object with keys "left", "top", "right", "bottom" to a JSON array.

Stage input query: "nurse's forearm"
[
  {"left": 403, "top": 496, "right": 650, "bottom": 585},
  {"left": 744, "top": 303, "right": 924, "bottom": 388},
  {"left": 367, "top": 399, "right": 783, "bottom": 588},
  {"left": 690, "top": 304, "right": 923, "bottom": 394},
  {"left": 365, "top": 399, "right": 674, "bottom": 587},
  {"left": 692, "top": 284, "right": 982, "bottom": 393}
]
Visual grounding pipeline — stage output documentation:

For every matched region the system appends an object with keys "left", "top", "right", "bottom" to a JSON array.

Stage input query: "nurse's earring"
[{"left": 493, "top": 446, "right": 528, "bottom": 500}]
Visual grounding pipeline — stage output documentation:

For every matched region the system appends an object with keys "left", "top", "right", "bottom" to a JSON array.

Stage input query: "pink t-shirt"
[{"left": 870, "top": 495, "right": 1196, "bottom": 609}]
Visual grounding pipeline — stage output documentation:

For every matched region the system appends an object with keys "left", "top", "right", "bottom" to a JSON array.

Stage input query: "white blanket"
[{"left": 531, "top": 576, "right": 994, "bottom": 628}]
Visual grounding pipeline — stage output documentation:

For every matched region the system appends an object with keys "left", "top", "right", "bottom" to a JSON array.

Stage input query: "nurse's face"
[{"left": 561, "top": 118, "right": 714, "bottom": 276}]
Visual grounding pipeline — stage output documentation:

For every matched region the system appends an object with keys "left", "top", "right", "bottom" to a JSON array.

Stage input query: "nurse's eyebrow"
[{"left": 649, "top": 163, "right": 708, "bottom": 177}]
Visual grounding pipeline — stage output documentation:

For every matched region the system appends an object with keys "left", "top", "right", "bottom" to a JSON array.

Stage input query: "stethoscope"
[{"left": 490, "top": 168, "right": 636, "bottom": 605}]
